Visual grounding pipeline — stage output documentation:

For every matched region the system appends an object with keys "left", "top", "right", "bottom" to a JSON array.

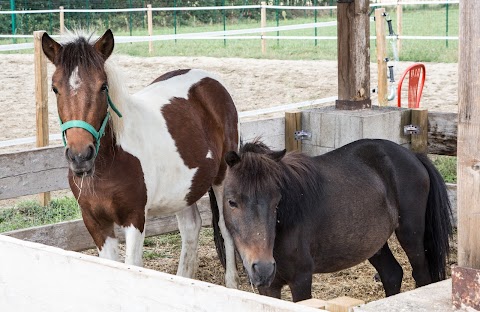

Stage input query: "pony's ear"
[
  {"left": 269, "top": 149, "right": 287, "bottom": 162},
  {"left": 225, "top": 151, "right": 241, "bottom": 167},
  {"left": 42, "top": 32, "right": 62, "bottom": 64},
  {"left": 94, "top": 29, "right": 114, "bottom": 60}
]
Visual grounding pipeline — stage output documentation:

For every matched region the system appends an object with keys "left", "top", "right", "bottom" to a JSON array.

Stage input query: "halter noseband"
[{"left": 59, "top": 87, "right": 122, "bottom": 155}]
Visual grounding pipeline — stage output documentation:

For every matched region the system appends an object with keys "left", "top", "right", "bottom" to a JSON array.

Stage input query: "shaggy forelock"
[{"left": 56, "top": 32, "right": 105, "bottom": 78}]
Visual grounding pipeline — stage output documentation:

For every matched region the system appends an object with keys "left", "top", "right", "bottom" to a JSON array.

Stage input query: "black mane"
[{"left": 237, "top": 140, "right": 325, "bottom": 228}]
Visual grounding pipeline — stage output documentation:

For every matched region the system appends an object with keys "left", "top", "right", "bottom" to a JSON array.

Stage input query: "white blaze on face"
[
  {"left": 206, "top": 150, "right": 213, "bottom": 159},
  {"left": 69, "top": 66, "right": 82, "bottom": 94}
]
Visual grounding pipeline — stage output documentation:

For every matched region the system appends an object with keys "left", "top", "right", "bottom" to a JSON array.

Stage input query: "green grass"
[
  {"left": 430, "top": 155, "right": 457, "bottom": 183},
  {"left": 0, "top": 196, "right": 80, "bottom": 233},
  {"left": 1, "top": 6, "right": 459, "bottom": 62}
]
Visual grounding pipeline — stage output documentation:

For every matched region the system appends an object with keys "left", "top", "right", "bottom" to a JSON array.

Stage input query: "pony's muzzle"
[
  {"left": 65, "top": 144, "right": 96, "bottom": 176},
  {"left": 250, "top": 260, "right": 276, "bottom": 287}
]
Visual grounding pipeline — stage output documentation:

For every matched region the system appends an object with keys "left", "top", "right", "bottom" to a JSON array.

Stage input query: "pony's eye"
[
  {"left": 52, "top": 86, "right": 59, "bottom": 94},
  {"left": 228, "top": 200, "right": 238, "bottom": 208},
  {"left": 100, "top": 83, "right": 108, "bottom": 92}
]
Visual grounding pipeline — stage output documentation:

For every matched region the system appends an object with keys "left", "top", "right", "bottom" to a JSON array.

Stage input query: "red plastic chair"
[{"left": 397, "top": 63, "right": 426, "bottom": 108}]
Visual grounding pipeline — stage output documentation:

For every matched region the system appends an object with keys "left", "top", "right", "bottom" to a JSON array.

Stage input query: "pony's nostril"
[
  {"left": 85, "top": 144, "right": 95, "bottom": 161},
  {"left": 65, "top": 148, "right": 74, "bottom": 162}
]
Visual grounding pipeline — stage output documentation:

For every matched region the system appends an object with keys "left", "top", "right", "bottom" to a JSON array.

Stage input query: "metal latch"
[
  {"left": 404, "top": 124, "right": 420, "bottom": 135},
  {"left": 294, "top": 130, "right": 312, "bottom": 141}
]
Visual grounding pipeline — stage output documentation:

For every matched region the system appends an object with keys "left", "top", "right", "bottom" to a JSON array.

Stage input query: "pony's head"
[
  {"left": 223, "top": 140, "right": 286, "bottom": 287},
  {"left": 42, "top": 30, "right": 115, "bottom": 176}
]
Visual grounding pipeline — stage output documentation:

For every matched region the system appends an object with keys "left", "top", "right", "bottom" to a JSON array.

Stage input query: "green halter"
[{"left": 59, "top": 88, "right": 123, "bottom": 155}]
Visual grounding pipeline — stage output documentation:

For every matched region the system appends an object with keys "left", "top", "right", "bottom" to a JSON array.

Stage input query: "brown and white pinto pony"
[{"left": 41, "top": 29, "right": 239, "bottom": 287}]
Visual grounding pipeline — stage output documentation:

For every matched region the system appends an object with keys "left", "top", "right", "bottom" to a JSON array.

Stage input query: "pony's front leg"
[
  {"left": 212, "top": 184, "right": 240, "bottom": 289},
  {"left": 175, "top": 203, "right": 202, "bottom": 278},
  {"left": 124, "top": 223, "right": 146, "bottom": 266},
  {"left": 82, "top": 210, "right": 119, "bottom": 262}
]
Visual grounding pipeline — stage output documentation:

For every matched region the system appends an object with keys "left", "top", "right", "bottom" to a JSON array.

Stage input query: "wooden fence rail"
[
  {"left": 0, "top": 111, "right": 458, "bottom": 201},
  {"left": 0, "top": 109, "right": 458, "bottom": 251}
]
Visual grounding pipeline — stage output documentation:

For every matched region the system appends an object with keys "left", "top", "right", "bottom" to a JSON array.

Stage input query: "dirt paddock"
[{"left": 0, "top": 53, "right": 459, "bottom": 303}]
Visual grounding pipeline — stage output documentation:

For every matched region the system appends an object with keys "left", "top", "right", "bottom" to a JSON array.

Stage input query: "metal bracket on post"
[
  {"left": 404, "top": 124, "right": 420, "bottom": 135},
  {"left": 294, "top": 130, "right": 312, "bottom": 141}
]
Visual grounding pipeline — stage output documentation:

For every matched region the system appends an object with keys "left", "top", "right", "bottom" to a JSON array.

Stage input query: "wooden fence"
[{"left": 0, "top": 109, "right": 458, "bottom": 253}]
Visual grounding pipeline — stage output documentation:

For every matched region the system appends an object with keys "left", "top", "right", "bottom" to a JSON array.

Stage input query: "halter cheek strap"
[{"left": 59, "top": 88, "right": 122, "bottom": 155}]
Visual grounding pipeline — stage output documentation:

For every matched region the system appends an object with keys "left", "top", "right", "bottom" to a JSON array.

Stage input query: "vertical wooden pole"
[
  {"left": 285, "top": 111, "right": 302, "bottom": 152},
  {"left": 336, "top": 0, "right": 371, "bottom": 110},
  {"left": 59, "top": 6, "right": 65, "bottom": 35},
  {"left": 457, "top": 0, "right": 480, "bottom": 270},
  {"left": 453, "top": 1, "right": 480, "bottom": 309},
  {"left": 375, "top": 8, "right": 387, "bottom": 106},
  {"left": 147, "top": 4, "right": 153, "bottom": 55},
  {"left": 261, "top": 1, "right": 267, "bottom": 55},
  {"left": 34, "top": 30, "right": 51, "bottom": 207},
  {"left": 410, "top": 109, "right": 428, "bottom": 153},
  {"left": 396, "top": 0, "right": 402, "bottom": 55}
]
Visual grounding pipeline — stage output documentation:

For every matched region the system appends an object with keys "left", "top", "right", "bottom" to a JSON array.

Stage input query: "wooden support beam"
[
  {"left": 457, "top": 0, "right": 480, "bottom": 269},
  {"left": 455, "top": 0, "right": 480, "bottom": 308},
  {"left": 59, "top": 6, "right": 65, "bottom": 35},
  {"left": 375, "top": 8, "right": 387, "bottom": 106},
  {"left": 336, "top": 0, "right": 371, "bottom": 110},
  {"left": 34, "top": 30, "right": 50, "bottom": 207},
  {"left": 285, "top": 111, "right": 302, "bottom": 152},
  {"left": 325, "top": 296, "right": 364, "bottom": 312},
  {"left": 297, "top": 298, "right": 327, "bottom": 310},
  {"left": 261, "top": 1, "right": 267, "bottom": 55},
  {"left": 147, "top": 4, "right": 153, "bottom": 55},
  {"left": 396, "top": 1, "right": 402, "bottom": 55},
  {"left": 427, "top": 112, "right": 457, "bottom": 156},
  {"left": 410, "top": 109, "right": 428, "bottom": 154}
]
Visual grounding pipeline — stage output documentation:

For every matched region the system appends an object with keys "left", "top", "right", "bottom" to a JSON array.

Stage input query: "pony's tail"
[
  {"left": 416, "top": 153, "right": 454, "bottom": 282},
  {"left": 209, "top": 187, "right": 226, "bottom": 268}
]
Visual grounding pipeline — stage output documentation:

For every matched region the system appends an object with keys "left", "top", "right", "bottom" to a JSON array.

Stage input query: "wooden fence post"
[
  {"left": 453, "top": 0, "right": 480, "bottom": 309},
  {"left": 261, "top": 1, "right": 267, "bottom": 55},
  {"left": 410, "top": 109, "right": 428, "bottom": 153},
  {"left": 336, "top": 0, "right": 371, "bottom": 110},
  {"left": 34, "top": 30, "right": 51, "bottom": 207},
  {"left": 147, "top": 4, "right": 153, "bottom": 55},
  {"left": 396, "top": 0, "right": 402, "bottom": 55},
  {"left": 285, "top": 111, "right": 302, "bottom": 152},
  {"left": 59, "top": 6, "right": 65, "bottom": 35},
  {"left": 375, "top": 8, "right": 387, "bottom": 106}
]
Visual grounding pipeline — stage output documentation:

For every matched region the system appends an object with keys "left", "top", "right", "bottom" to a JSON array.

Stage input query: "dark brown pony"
[
  {"left": 223, "top": 139, "right": 453, "bottom": 301},
  {"left": 41, "top": 29, "right": 239, "bottom": 287}
]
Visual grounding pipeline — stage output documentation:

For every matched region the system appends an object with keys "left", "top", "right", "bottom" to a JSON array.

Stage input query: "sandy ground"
[
  {"left": 0, "top": 54, "right": 458, "bottom": 146},
  {"left": 0, "top": 53, "right": 459, "bottom": 303}
]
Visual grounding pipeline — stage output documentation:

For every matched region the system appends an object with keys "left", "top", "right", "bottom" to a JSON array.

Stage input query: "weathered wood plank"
[
  {"left": 411, "top": 109, "right": 428, "bottom": 153},
  {"left": 428, "top": 112, "right": 457, "bottom": 156},
  {"left": 34, "top": 30, "right": 50, "bottom": 206},
  {"left": 336, "top": 0, "right": 371, "bottom": 109},
  {"left": 0, "top": 145, "right": 66, "bottom": 178},
  {"left": 0, "top": 146, "right": 68, "bottom": 200},
  {"left": 285, "top": 111, "right": 302, "bottom": 152},
  {"left": 375, "top": 8, "right": 388, "bottom": 106},
  {"left": 0, "top": 235, "right": 319, "bottom": 312},
  {"left": 457, "top": 0, "right": 480, "bottom": 271},
  {"left": 0, "top": 167, "right": 69, "bottom": 200},
  {"left": 4, "top": 197, "right": 213, "bottom": 251}
]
